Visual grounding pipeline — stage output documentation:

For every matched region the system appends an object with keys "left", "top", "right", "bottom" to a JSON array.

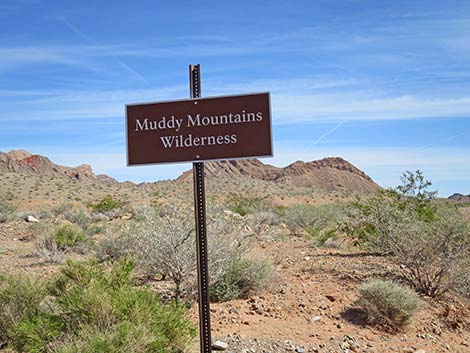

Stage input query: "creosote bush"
[
  {"left": 90, "top": 196, "right": 123, "bottom": 213},
  {"left": 99, "top": 206, "right": 275, "bottom": 303},
  {"left": 210, "top": 256, "right": 274, "bottom": 302},
  {"left": 346, "top": 171, "right": 470, "bottom": 297},
  {"left": 356, "top": 279, "right": 420, "bottom": 332},
  {"left": 0, "top": 259, "right": 195, "bottom": 353},
  {"left": 53, "top": 224, "right": 86, "bottom": 249},
  {"left": 0, "top": 273, "right": 48, "bottom": 344},
  {"left": 227, "top": 193, "right": 273, "bottom": 216},
  {"left": 283, "top": 203, "right": 345, "bottom": 238}
]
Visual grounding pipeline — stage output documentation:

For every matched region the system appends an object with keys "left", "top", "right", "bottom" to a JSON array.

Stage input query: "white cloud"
[{"left": 2, "top": 81, "right": 470, "bottom": 123}]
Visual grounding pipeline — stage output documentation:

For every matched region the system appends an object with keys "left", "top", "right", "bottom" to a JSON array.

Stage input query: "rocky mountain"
[
  {"left": 178, "top": 157, "right": 380, "bottom": 193},
  {"left": 449, "top": 193, "right": 470, "bottom": 202},
  {"left": 1, "top": 149, "right": 379, "bottom": 193},
  {"left": 0, "top": 150, "right": 115, "bottom": 182}
]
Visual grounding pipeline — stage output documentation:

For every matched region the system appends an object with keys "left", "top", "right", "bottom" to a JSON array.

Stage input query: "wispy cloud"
[
  {"left": 59, "top": 18, "right": 147, "bottom": 83},
  {"left": 313, "top": 122, "right": 345, "bottom": 144},
  {"left": 2, "top": 81, "right": 470, "bottom": 123}
]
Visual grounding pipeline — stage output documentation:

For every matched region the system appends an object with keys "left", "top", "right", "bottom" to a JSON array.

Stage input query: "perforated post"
[{"left": 190, "top": 64, "right": 212, "bottom": 353}]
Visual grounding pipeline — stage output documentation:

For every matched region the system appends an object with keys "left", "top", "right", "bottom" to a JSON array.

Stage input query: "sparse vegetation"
[
  {"left": 210, "top": 256, "right": 275, "bottom": 302},
  {"left": 347, "top": 171, "right": 470, "bottom": 297},
  {"left": 227, "top": 193, "right": 272, "bottom": 216},
  {"left": 1, "top": 152, "right": 470, "bottom": 351},
  {"left": 35, "top": 233, "right": 64, "bottom": 264},
  {"left": 283, "top": 203, "right": 345, "bottom": 238},
  {"left": 356, "top": 279, "right": 420, "bottom": 332},
  {"left": 90, "top": 196, "right": 123, "bottom": 213},
  {"left": 0, "top": 259, "right": 195, "bottom": 353},
  {"left": 53, "top": 224, "right": 86, "bottom": 249},
  {"left": 0, "top": 201, "right": 16, "bottom": 223},
  {"left": 98, "top": 206, "right": 271, "bottom": 303}
]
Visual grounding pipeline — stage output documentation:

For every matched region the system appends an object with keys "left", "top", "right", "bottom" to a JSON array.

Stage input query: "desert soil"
[{"left": 1, "top": 219, "right": 469, "bottom": 353}]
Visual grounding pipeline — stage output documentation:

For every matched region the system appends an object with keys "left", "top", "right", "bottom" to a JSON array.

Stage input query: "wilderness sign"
[
  {"left": 126, "top": 65, "right": 272, "bottom": 353},
  {"left": 126, "top": 92, "right": 272, "bottom": 165}
]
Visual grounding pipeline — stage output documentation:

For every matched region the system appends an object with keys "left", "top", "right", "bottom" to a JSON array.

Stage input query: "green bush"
[
  {"left": 11, "top": 316, "right": 63, "bottom": 353},
  {"left": 283, "top": 204, "right": 345, "bottom": 237},
  {"left": 0, "top": 259, "right": 195, "bottom": 353},
  {"left": 210, "top": 257, "right": 274, "bottom": 302},
  {"left": 356, "top": 279, "right": 420, "bottom": 332},
  {"left": 0, "top": 202, "right": 16, "bottom": 223},
  {"left": 91, "top": 196, "right": 123, "bottom": 213},
  {"left": 0, "top": 273, "right": 48, "bottom": 344},
  {"left": 316, "top": 228, "right": 338, "bottom": 246},
  {"left": 53, "top": 224, "right": 86, "bottom": 249},
  {"left": 346, "top": 171, "right": 470, "bottom": 297},
  {"left": 227, "top": 193, "right": 272, "bottom": 216},
  {"left": 101, "top": 206, "right": 245, "bottom": 304}
]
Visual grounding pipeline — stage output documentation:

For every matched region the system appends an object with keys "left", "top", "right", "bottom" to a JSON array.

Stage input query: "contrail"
[
  {"left": 60, "top": 18, "right": 147, "bottom": 83},
  {"left": 419, "top": 129, "right": 470, "bottom": 151},
  {"left": 313, "top": 121, "right": 345, "bottom": 145}
]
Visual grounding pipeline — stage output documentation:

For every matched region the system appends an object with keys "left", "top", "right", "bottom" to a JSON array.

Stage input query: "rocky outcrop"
[
  {"left": 178, "top": 157, "right": 380, "bottom": 193},
  {"left": 449, "top": 193, "right": 470, "bottom": 202},
  {"left": 0, "top": 150, "right": 106, "bottom": 182}
]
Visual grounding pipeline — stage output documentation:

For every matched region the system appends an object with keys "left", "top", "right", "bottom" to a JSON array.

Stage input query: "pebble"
[
  {"left": 26, "top": 215, "right": 39, "bottom": 223},
  {"left": 212, "top": 340, "right": 229, "bottom": 351}
]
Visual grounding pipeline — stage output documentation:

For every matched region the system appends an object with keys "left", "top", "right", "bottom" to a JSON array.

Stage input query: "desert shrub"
[
  {"left": 53, "top": 224, "right": 86, "bottom": 249},
  {"left": 0, "top": 202, "right": 16, "bottom": 223},
  {"left": 99, "top": 206, "right": 246, "bottom": 303},
  {"left": 91, "top": 196, "right": 123, "bottom": 213},
  {"left": 34, "top": 224, "right": 87, "bottom": 263},
  {"left": 346, "top": 171, "right": 470, "bottom": 297},
  {"left": 356, "top": 279, "right": 420, "bottom": 332},
  {"left": 52, "top": 202, "right": 70, "bottom": 217},
  {"left": 0, "top": 259, "right": 195, "bottom": 353},
  {"left": 11, "top": 315, "right": 64, "bottom": 353},
  {"left": 315, "top": 228, "right": 338, "bottom": 246},
  {"left": 227, "top": 193, "right": 272, "bottom": 216},
  {"left": 61, "top": 208, "right": 103, "bottom": 236},
  {"left": 0, "top": 273, "right": 48, "bottom": 345},
  {"left": 35, "top": 234, "right": 64, "bottom": 264},
  {"left": 210, "top": 257, "right": 275, "bottom": 302},
  {"left": 283, "top": 204, "right": 345, "bottom": 236},
  {"left": 448, "top": 256, "right": 470, "bottom": 297},
  {"left": 244, "top": 211, "right": 280, "bottom": 236}
]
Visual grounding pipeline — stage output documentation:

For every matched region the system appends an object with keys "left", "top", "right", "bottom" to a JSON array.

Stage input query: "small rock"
[
  {"left": 212, "top": 340, "right": 228, "bottom": 351},
  {"left": 295, "top": 347, "right": 305, "bottom": 353},
  {"left": 325, "top": 295, "right": 336, "bottom": 302},
  {"left": 229, "top": 307, "right": 239, "bottom": 315},
  {"left": 310, "top": 316, "right": 321, "bottom": 323},
  {"left": 38, "top": 296, "right": 62, "bottom": 315},
  {"left": 26, "top": 215, "right": 40, "bottom": 223},
  {"left": 414, "top": 350, "right": 426, "bottom": 353}
]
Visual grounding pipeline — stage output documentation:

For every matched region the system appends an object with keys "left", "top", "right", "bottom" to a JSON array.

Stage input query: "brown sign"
[{"left": 126, "top": 92, "right": 272, "bottom": 165}]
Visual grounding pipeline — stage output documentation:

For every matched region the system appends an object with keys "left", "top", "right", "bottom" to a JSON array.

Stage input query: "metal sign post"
[
  {"left": 125, "top": 64, "right": 273, "bottom": 353},
  {"left": 190, "top": 64, "right": 212, "bottom": 353}
]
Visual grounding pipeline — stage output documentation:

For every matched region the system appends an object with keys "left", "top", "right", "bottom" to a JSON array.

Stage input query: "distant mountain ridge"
[
  {"left": 0, "top": 149, "right": 116, "bottom": 183},
  {"left": 448, "top": 193, "right": 470, "bottom": 202},
  {"left": 1, "top": 149, "right": 380, "bottom": 193},
  {"left": 178, "top": 157, "right": 380, "bottom": 193}
]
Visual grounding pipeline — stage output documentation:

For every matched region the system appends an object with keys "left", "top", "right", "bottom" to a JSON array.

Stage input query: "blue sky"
[{"left": 1, "top": 0, "right": 470, "bottom": 196}]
